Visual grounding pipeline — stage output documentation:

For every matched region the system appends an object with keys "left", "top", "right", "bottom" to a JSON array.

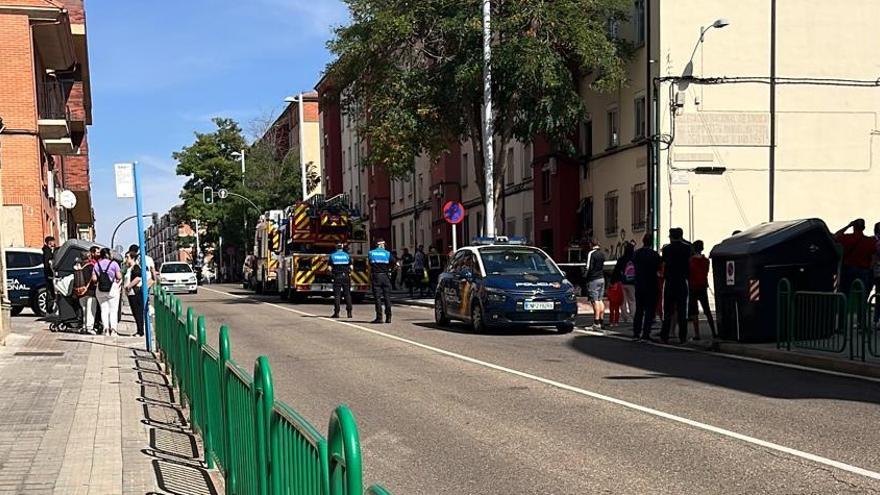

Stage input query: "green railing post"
[
  {"left": 328, "top": 405, "right": 364, "bottom": 495},
  {"left": 197, "top": 315, "right": 213, "bottom": 469},
  {"left": 219, "top": 326, "right": 236, "bottom": 493},
  {"left": 254, "top": 356, "right": 274, "bottom": 495},
  {"left": 776, "top": 278, "right": 792, "bottom": 350}
]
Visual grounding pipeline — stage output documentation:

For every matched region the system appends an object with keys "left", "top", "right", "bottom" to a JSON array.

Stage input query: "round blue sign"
[{"left": 443, "top": 201, "right": 465, "bottom": 224}]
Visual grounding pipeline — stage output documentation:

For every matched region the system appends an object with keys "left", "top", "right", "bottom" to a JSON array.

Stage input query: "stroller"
[{"left": 47, "top": 272, "right": 86, "bottom": 333}]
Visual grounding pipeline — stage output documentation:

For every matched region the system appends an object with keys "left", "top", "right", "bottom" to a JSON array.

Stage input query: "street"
[{"left": 184, "top": 284, "right": 880, "bottom": 495}]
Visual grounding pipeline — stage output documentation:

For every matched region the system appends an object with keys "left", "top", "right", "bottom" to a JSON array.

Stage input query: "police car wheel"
[
  {"left": 33, "top": 288, "right": 51, "bottom": 317},
  {"left": 434, "top": 296, "right": 449, "bottom": 326},
  {"left": 471, "top": 302, "right": 487, "bottom": 333},
  {"left": 556, "top": 323, "right": 575, "bottom": 334},
  {"left": 11, "top": 306, "right": 23, "bottom": 316}
]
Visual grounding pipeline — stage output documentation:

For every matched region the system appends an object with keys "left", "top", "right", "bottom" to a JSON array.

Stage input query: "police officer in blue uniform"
[
  {"left": 368, "top": 239, "right": 393, "bottom": 323},
  {"left": 330, "top": 243, "right": 353, "bottom": 319}
]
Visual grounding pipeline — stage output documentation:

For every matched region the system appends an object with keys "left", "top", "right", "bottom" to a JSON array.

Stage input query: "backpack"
[
  {"left": 96, "top": 261, "right": 114, "bottom": 293},
  {"left": 73, "top": 267, "right": 89, "bottom": 298},
  {"left": 624, "top": 261, "right": 636, "bottom": 283}
]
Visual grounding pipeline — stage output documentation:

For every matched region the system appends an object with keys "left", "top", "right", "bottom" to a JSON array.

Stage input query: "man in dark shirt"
[
  {"left": 660, "top": 228, "right": 693, "bottom": 344},
  {"left": 42, "top": 236, "right": 57, "bottom": 313},
  {"left": 632, "top": 234, "right": 661, "bottom": 341},
  {"left": 583, "top": 240, "right": 607, "bottom": 330}
]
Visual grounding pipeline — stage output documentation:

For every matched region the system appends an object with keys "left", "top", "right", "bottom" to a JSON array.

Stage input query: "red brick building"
[{"left": 0, "top": 0, "right": 94, "bottom": 248}]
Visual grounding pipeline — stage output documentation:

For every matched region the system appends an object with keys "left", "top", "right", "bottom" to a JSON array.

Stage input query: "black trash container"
[{"left": 710, "top": 219, "right": 841, "bottom": 342}]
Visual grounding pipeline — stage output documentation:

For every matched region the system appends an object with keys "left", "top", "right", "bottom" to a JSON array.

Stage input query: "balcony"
[{"left": 38, "top": 79, "right": 82, "bottom": 155}]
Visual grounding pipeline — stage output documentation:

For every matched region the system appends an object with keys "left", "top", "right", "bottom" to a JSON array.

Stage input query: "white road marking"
[{"left": 200, "top": 286, "right": 880, "bottom": 481}]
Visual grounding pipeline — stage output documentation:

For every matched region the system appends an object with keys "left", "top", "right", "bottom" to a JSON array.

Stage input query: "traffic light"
[{"left": 203, "top": 186, "right": 214, "bottom": 205}]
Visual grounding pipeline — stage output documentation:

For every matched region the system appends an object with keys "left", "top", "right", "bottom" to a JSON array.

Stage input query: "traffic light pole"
[
  {"left": 110, "top": 213, "right": 156, "bottom": 252},
  {"left": 133, "top": 162, "right": 152, "bottom": 352}
]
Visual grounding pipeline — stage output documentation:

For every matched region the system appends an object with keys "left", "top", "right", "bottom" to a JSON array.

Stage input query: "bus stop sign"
[{"left": 443, "top": 201, "right": 465, "bottom": 224}]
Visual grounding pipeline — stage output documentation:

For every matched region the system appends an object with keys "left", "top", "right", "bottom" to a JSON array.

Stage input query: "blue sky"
[{"left": 87, "top": 0, "right": 348, "bottom": 248}]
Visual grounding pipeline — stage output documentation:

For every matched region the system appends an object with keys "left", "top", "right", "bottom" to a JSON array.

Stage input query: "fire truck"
[
  {"left": 276, "top": 195, "right": 370, "bottom": 302},
  {"left": 251, "top": 210, "right": 284, "bottom": 294}
]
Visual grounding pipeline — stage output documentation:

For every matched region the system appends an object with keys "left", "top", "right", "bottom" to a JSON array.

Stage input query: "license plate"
[{"left": 524, "top": 300, "right": 554, "bottom": 311}]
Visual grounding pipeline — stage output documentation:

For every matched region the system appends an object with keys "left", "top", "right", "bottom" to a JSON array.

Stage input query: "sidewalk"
[{"left": 0, "top": 309, "right": 218, "bottom": 494}]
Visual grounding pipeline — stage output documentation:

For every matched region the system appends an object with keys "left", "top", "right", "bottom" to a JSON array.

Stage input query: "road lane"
[{"left": 182, "top": 285, "right": 880, "bottom": 494}]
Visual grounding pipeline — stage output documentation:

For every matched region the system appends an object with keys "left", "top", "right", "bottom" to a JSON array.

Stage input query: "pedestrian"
[
  {"left": 412, "top": 245, "right": 427, "bottom": 297},
  {"left": 688, "top": 240, "right": 717, "bottom": 340},
  {"left": 369, "top": 239, "right": 393, "bottom": 323},
  {"left": 123, "top": 253, "right": 145, "bottom": 337},
  {"left": 128, "top": 244, "right": 156, "bottom": 318},
  {"left": 427, "top": 246, "right": 442, "bottom": 292},
  {"left": 612, "top": 242, "right": 636, "bottom": 323},
  {"left": 71, "top": 257, "right": 88, "bottom": 326},
  {"left": 42, "top": 236, "right": 57, "bottom": 314},
  {"left": 389, "top": 250, "right": 399, "bottom": 290},
  {"left": 834, "top": 219, "right": 876, "bottom": 294},
  {"left": 660, "top": 228, "right": 692, "bottom": 344},
  {"left": 582, "top": 239, "right": 606, "bottom": 330},
  {"left": 91, "top": 248, "right": 122, "bottom": 336},
  {"left": 632, "top": 234, "right": 661, "bottom": 341},
  {"left": 607, "top": 280, "right": 623, "bottom": 326},
  {"left": 82, "top": 247, "right": 99, "bottom": 333},
  {"left": 872, "top": 222, "right": 880, "bottom": 328},
  {"left": 330, "top": 243, "right": 353, "bottom": 319},
  {"left": 400, "top": 247, "right": 414, "bottom": 295}
]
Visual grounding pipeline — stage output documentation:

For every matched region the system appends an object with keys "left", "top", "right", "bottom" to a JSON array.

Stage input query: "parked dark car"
[{"left": 5, "top": 247, "right": 49, "bottom": 316}]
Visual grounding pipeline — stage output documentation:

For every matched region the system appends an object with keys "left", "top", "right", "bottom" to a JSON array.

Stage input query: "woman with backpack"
[
  {"left": 612, "top": 242, "right": 637, "bottom": 323},
  {"left": 92, "top": 248, "right": 122, "bottom": 336}
]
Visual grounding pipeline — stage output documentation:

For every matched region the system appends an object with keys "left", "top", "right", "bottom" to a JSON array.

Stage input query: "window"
[
  {"left": 476, "top": 212, "right": 484, "bottom": 237},
  {"left": 417, "top": 174, "right": 424, "bottom": 202},
  {"left": 605, "top": 191, "right": 619, "bottom": 236},
  {"left": 408, "top": 178, "right": 413, "bottom": 197},
  {"left": 634, "top": 96, "right": 646, "bottom": 139},
  {"left": 523, "top": 213, "right": 533, "bottom": 244},
  {"left": 541, "top": 168, "right": 551, "bottom": 202},
  {"left": 523, "top": 144, "right": 533, "bottom": 179},
  {"left": 5, "top": 251, "right": 42, "bottom": 269},
  {"left": 392, "top": 224, "right": 397, "bottom": 248},
  {"left": 633, "top": 0, "right": 646, "bottom": 45},
  {"left": 461, "top": 153, "right": 469, "bottom": 186},
  {"left": 409, "top": 219, "right": 414, "bottom": 244},
  {"left": 631, "top": 183, "right": 647, "bottom": 231},
  {"left": 580, "top": 120, "right": 593, "bottom": 157},
  {"left": 607, "top": 108, "right": 619, "bottom": 148},
  {"left": 506, "top": 218, "right": 516, "bottom": 236},
  {"left": 607, "top": 18, "right": 620, "bottom": 39},
  {"left": 506, "top": 148, "right": 515, "bottom": 185}
]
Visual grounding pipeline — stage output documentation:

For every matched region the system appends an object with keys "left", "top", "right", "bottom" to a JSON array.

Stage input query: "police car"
[
  {"left": 5, "top": 247, "right": 50, "bottom": 316},
  {"left": 434, "top": 237, "right": 577, "bottom": 333}
]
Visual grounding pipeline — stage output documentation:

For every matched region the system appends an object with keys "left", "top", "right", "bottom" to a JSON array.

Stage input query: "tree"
[{"left": 328, "top": 0, "right": 630, "bottom": 229}]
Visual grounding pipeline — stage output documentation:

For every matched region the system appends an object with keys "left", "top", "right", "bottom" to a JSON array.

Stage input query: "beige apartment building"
[{"left": 585, "top": 0, "right": 880, "bottom": 258}]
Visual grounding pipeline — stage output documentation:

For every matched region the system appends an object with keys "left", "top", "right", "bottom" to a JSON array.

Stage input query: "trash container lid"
[{"left": 710, "top": 219, "right": 836, "bottom": 258}]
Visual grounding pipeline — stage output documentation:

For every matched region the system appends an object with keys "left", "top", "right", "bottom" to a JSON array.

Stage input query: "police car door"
[
  {"left": 441, "top": 251, "right": 464, "bottom": 317},
  {"left": 6, "top": 251, "right": 43, "bottom": 305},
  {"left": 450, "top": 252, "right": 477, "bottom": 318}
]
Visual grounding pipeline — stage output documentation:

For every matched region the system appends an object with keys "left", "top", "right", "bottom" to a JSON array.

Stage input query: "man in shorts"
[{"left": 583, "top": 239, "right": 607, "bottom": 330}]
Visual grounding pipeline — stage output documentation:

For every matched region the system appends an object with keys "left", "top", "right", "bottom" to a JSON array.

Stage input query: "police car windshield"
[
  {"left": 160, "top": 264, "right": 193, "bottom": 274},
  {"left": 480, "top": 248, "right": 559, "bottom": 276}
]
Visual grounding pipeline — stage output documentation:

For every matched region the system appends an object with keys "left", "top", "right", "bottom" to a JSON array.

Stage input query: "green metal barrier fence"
[
  {"left": 776, "top": 278, "right": 874, "bottom": 361},
  {"left": 153, "top": 286, "right": 392, "bottom": 495}
]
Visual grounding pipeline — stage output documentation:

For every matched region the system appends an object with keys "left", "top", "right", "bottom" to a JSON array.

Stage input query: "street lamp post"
[{"left": 481, "top": 0, "right": 495, "bottom": 238}]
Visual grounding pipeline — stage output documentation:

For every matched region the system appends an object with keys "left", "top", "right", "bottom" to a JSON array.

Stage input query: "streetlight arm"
[
  {"left": 110, "top": 213, "right": 154, "bottom": 251},
  {"left": 224, "top": 191, "right": 260, "bottom": 212}
]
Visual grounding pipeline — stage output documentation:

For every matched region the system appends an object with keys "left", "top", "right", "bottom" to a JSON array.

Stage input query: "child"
[{"left": 608, "top": 281, "right": 624, "bottom": 326}]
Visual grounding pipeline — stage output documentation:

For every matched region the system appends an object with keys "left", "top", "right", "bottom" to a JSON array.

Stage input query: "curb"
[{"left": 714, "top": 342, "right": 880, "bottom": 380}]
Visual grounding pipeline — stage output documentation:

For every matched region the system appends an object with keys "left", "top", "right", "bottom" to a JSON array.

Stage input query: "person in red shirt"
[
  {"left": 835, "top": 219, "right": 877, "bottom": 294},
  {"left": 688, "top": 240, "right": 716, "bottom": 340}
]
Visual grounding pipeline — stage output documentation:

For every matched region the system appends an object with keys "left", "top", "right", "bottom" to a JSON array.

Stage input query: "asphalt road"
[{"left": 182, "top": 284, "right": 880, "bottom": 494}]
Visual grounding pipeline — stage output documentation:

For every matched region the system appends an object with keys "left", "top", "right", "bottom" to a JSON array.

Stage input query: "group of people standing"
[
  {"left": 581, "top": 228, "right": 716, "bottom": 345},
  {"left": 390, "top": 245, "right": 446, "bottom": 298},
  {"left": 65, "top": 244, "right": 154, "bottom": 336}
]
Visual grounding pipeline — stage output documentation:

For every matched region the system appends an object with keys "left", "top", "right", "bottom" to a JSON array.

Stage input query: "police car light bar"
[{"left": 470, "top": 236, "right": 529, "bottom": 246}]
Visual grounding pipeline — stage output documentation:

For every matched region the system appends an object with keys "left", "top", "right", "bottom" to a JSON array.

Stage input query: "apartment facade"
[
  {"left": 0, "top": 0, "right": 94, "bottom": 248},
  {"left": 584, "top": 0, "right": 880, "bottom": 259},
  {"left": 145, "top": 210, "right": 196, "bottom": 266}
]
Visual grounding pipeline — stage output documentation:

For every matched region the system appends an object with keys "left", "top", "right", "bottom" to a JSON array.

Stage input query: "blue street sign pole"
[{"left": 133, "top": 162, "right": 152, "bottom": 351}]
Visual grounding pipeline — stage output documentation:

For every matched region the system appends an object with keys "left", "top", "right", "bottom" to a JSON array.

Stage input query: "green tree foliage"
[
  {"left": 174, "top": 117, "right": 302, "bottom": 251},
  {"left": 328, "top": 0, "right": 630, "bottom": 226}
]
